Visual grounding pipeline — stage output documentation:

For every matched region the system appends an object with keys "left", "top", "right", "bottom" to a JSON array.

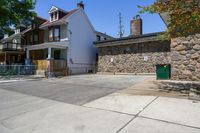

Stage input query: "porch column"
[
  {"left": 47, "top": 47, "right": 52, "bottom": 59},
  {"left": 4, "top": 52, "right": 7, "bottom": 65},
  {"left": 26, "top": 49, "right": 30, "bottom": 59}
]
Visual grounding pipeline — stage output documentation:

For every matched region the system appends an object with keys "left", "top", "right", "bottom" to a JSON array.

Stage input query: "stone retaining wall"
[
  {"left": 171, "top": 34, "right": 200, "bottom": 81},
  {"left": 157, "top": 81, "right": 200, "bottom": 100}
]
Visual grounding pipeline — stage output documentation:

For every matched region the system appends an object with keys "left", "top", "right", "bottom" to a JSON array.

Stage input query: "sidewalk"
[{"left": 0, "top": 75, "right": 45, "bottom": 84}]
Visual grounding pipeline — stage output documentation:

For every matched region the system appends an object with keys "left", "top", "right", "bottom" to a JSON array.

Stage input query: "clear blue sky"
[{"left": 35, "top": 0, "right": 167, "bottom": 37}]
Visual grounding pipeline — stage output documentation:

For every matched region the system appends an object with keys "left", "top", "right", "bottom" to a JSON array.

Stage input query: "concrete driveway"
[{"left": 0, "top": 74, "right": 200, "bottom": 133}]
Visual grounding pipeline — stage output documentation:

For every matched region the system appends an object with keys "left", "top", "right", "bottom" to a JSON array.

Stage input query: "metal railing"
[
  {"left": 68, "top": 65, "right": 97, "bottom": 75},
  {"left": 0, "top": 65, "right": 37, "bottom": 79},
  {"left": 0, "top": 64, "right": 98, "bottom": 80}
]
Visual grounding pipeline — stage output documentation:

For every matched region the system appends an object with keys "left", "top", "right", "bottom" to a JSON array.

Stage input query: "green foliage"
[
  {"left": 138, "top": 0, "right": 200, "bottom": 38},
  {"left": 0, "top": 0, "right": 36, "bottom": 34}
]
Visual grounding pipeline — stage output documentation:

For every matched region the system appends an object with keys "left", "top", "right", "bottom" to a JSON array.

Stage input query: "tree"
[
  {"left": 138, "top": 0, "right": 200, "bottom": 38},
  {"left": 0, "top": 0, "right": 36, "bottom": 34}
]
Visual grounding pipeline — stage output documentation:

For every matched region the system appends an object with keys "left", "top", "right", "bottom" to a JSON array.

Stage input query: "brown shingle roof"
[{"left": 40, "top": 9, "right": 78, "bottom": 28}]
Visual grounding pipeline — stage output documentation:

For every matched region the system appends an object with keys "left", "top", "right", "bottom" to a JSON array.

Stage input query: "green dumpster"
[{"left": 156, "top": 64, "right": 171, "bottom": 80}]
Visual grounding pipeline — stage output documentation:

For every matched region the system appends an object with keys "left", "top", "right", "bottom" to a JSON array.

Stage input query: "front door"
[{"left": 54, "top": 50, "right": 60, "bottom": 60}]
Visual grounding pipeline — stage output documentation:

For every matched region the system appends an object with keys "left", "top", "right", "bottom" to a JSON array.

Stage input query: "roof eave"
[{"left": 94, "top": 32, "right": 169, "bottom": 48}]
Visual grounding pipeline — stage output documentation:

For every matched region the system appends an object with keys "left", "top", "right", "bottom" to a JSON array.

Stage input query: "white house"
[{"left": 24, "top": 2, "right": 113, "bottom": 75}]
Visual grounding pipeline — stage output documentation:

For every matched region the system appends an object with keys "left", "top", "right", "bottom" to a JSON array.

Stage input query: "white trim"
[
  {"left": 48, "top": 6, "right": 68, "bottom": 14},
  {"left": 66, "top": 9, "right": 95, "bottom": 32},
  {"left": 48, "top": 6, "right": 59, "bottom": 13}
]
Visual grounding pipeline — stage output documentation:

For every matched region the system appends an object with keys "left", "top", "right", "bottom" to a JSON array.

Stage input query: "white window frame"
[{"left": 50, "top": 11, "right": 59, "bottom": 22}]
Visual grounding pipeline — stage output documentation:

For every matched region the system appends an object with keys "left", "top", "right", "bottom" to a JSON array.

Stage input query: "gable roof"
[
  {"left": 48, "top": 6, "right": 68, "bottom": 14},
  {"left": 40, "top": 9, "right": 78, "bottom": 29},
  {"left": 0, "top": 16, "right": 47, "bottom": 43}
]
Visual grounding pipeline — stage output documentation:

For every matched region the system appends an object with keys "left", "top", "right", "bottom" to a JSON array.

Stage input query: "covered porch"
[
  {"left": 0, "top": 51, "right": 25, "bottom": 65},
  {"left": 25, "top": 42, "right": 68, "bottom": 77}
]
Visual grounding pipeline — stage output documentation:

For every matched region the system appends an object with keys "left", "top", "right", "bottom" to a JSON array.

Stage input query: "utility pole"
[{"left": 118, "top": 12, "right": 124, "bottom": 38}]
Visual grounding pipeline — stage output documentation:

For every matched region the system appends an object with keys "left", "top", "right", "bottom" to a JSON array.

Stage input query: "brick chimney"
[
  {"left": 77, "top": 1, "right": 84, "bottom": 10},
  {"left": 4, "top": 34, "right": 8, "bottom": 39},
  {"left": 130, "top": 15, "right": 143, "bottom": 36}
]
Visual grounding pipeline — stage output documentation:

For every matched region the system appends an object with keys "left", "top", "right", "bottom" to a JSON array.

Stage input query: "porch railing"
[{"left": 0, "top": 43, "right": 24, "bottom": 51}]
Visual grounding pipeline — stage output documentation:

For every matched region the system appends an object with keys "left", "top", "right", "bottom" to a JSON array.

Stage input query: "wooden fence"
[{"left": 33, "top": 59, "right": 68, "bottom": 76}]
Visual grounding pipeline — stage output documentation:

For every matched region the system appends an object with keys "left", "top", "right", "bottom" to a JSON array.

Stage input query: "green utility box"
[{"left": 156, "top": 64, "right": 171, "bottom": 80}]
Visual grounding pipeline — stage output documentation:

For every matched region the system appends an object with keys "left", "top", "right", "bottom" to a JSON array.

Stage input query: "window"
[
  {"left": 49, "top": 26, "right": 60, "bottom": 42},
  {"left": 49, "top": 29, "right": 53, "bottom": 41},
  {"left": 34, "top": 34, "right": 39, "bottom": 43},
  {"left": 30, "top": 35, "right": 33, "bottom": 43},
  {"left": 51, "top": 13, "right": 54, "bottom": 21},
  {"left": 54, "top": 28, "right": 60, "bottom": 41},
  {"left": 13, "top": 39, "right": 17, "bottom": 49},
  {"left": 55, "top": 12, "right": 58, "bottom": 20},
  {"left": 13, "top": 39, "right": 17, "bottom": 44},
  {"left": 96, "top": 35, "right": 101, "bottom": 41},
  {"left": 50, "top": 12, "right": 59, "bottom": 22}
]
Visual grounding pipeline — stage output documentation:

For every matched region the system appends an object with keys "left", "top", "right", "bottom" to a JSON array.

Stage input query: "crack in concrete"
[
  {"left": 116, "top": 96, "right": 159, "bottom": 133},
  {"left": 139, "top": 116, "right": 200, "bottom": 130},
  {"left": 82, "top": 106, "right": 136, "bottom": 117}
]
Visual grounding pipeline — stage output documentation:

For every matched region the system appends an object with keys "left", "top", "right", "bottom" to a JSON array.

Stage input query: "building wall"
[
  {"left": 67, "top": 9, "right": 97, "bottom": 74},
  {"left": 60, "top": 24, "right": 68, "bottom": 41},
  {"left": 44, "top": 29, "right": 48, "bottom": 43},
  {"left": 171, "top": 34, "right": 200, "bottom": 81},
  {"left": 98, "top": 41, "right": 171, "bottom": 73},
  {"left": 97, "top": 34, "right": 200, "bottom": 81}
]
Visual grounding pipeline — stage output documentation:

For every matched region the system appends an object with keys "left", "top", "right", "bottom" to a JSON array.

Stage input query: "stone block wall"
[
  {"left": 97, "top": 34, "right": 200, "bottom": 81},
  {"left": 98, "top": 41, "right": 171, "bottom": 73},
  {"left": 171, "top": 34, "right": 200, "bottom": 81}
]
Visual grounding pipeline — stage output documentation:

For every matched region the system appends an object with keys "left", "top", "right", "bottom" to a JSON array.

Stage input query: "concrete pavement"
[
  {"left": 84, "top": 93, "right": 200, "bottom": 133},
  {"left": 1, "top": 89, "right": 200, "bottom": 133},
  {"left": 0, "top": 89, "right": 132, "bottom": 133},
  {"left": 120, "top": 117, "right": 200, "bottom": 133},
  {"left": 0, "top": 75, "right": 149, "bottom": 105},
  {"left": 0, "top": 75, "right": 200, "bottom": 133}
]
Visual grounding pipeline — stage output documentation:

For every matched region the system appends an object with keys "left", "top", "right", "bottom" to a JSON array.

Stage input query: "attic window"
[{"left": 50, "top": 11, "right": 59, "bottom": 22}]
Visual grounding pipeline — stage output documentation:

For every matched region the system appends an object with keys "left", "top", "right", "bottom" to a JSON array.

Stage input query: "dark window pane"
[{"left": 49, "top": 29, "right": 53, "bottom": 41}]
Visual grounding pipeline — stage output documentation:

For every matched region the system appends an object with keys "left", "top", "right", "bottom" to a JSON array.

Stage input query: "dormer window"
[
  {"left": 15, "top": 29, "right": 20, "bottom": 34},
  {"left": 50, "top": 11, "right": 59, "bottom": 22}
]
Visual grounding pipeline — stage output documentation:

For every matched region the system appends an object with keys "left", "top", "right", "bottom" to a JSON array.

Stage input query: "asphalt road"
[{"left": 0, "top": 74, "right": 149, "bottom": 105}]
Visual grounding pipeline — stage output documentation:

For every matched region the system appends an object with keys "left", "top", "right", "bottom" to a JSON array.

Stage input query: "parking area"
[
  {"left": 0, "top": 74, "right": 150, "bottom": 105},
  {"left": 1, "top": 74, "right": 200, "bottom": 133}
]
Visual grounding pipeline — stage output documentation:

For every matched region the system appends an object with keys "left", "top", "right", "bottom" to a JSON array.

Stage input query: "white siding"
[
  {"left": 67, "top": 9, "right": 97, "bottom": 74},
  {"left": 60, "top": 24, "right": 68, "bottom": 40}
]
